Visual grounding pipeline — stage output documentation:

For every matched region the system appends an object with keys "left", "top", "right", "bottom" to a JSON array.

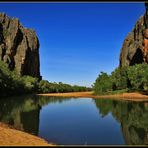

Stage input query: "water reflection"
[
  {"left": 0, "top": 95, "right": 148, "bottom": 145},
  {"left": 94, "top": 99, "right": 148, "bottom": 145},
  {"left": 0, "top": 95, "right": 70, "bottom": 135}
]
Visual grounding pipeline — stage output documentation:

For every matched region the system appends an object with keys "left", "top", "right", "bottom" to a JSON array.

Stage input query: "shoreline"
[
  {"left": 37, "top": 91, "right": 148, "bottom": 102},
  {"left": 1, "top": 91, "right": 148, "bottom": 146},
  {"left": 0, "top": 122, "right": 55, "bottom": 146}
]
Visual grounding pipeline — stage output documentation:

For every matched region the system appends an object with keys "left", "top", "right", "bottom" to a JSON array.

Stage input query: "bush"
[
  {"left": 38, "top": 80, "right": 51, "bottom": 93},
  {"left": 38, "top": 80, "right": 92, "bottom": 93},
  {"left": 0, "top": 61, "right": 23, "bottom": 96},
  {"left": 127, "top": 63, "right": 148, "bottom": 91},
  {"left": 93, "top": 72, "right": 112, "bottom": 95},
  {"left": 0, "top": 61, "right": 39, "bottom": 96},
  {"left": 0, "top": 60, "right": 92, "bottom": 97},
  {"left": 93, "top": 63, "right": 148, "bottom": 95},
  {"left": 111, "top": 67, "right": 129, "bottom": 90},
  {"left": 21, "top": 76, "right": 39, "bottom": 93}
]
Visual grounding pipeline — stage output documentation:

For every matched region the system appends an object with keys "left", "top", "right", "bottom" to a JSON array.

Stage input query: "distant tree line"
[
  {"left": 0, "top": 61, "right": 92, "bottom": 97},
  {"left": 93, "top": 63, "right": 148, "bottom": 95}
]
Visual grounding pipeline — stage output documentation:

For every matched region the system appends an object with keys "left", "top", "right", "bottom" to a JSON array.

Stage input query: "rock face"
[
  {"left": 120, "top": 3, "right": 148, "bottom": 67},
  {"left": 0, "top": 13, "right": 41, "bottom": 79}
]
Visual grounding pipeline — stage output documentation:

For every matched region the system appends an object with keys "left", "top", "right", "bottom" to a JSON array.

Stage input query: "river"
[{"left": 0, "top": 95, "right": 148, "bottom": 145}]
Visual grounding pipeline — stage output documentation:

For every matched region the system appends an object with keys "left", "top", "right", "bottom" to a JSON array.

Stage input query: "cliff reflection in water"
[
  {"left": 94, "top": 99, "right": 148, "bottom": 145},
  {"left": 0, "top": 95, "right": 148, "bottom": 145}
]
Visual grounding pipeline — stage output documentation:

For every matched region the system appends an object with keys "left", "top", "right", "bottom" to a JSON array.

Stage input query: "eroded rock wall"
[
  {"left": 0, "top": 13, "right": 41, "bottom": 79},
  {"left": 120, "top": 3, "right": 148, "bottom": 67}
]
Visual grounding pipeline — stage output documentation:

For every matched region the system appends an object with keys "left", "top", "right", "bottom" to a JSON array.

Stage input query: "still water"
[{"left": 0, "top": 95, "right": 148, "bottom": 145}]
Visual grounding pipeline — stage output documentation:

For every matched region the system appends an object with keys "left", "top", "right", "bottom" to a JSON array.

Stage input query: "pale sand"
[
  {"left": 0, "top": 122, "right": 55, "bottom": 146},
  {"left": 37, "top": 91, "right": 148, "bottom": 102}
]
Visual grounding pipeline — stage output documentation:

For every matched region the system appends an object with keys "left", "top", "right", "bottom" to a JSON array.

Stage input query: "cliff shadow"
[{"left": 130, "top": 48, "right": 144, "bottom": 66}]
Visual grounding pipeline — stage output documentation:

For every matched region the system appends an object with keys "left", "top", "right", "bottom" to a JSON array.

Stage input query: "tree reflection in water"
[
  {"left": 0, "top": 95, "right": 148, "bottom": 145},
  {"left": 0, "top": 95, "right": 70, "bottom": 135},
  {"left": 94, "top": 99, "right": 148, "bottom": 145}
]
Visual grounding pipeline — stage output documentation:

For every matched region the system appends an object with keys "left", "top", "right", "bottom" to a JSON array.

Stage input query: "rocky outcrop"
[
  {"left": 0, "top": 13, "right": 41, "bottom": 79},
  {"left": 120, "top": 3, "right": 148, "bottom": 67}
]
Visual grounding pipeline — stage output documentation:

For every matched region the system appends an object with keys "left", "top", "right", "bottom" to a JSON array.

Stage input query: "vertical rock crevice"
[{"left": 0, "top": 13, "right": 41, "bottom": 79}]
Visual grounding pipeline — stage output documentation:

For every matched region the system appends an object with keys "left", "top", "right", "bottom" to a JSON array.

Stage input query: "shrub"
[
  {"left": 127, "top": 63, "right": 148, "bottom": 91},
  {"left": 93, "top": 72, "right": 112, "bottom": 95},
  {"left": 93, "top": 63, "right": 148, "bottom": 94},
  {"left": 111, "top": 67, "right": 129, "bottom": 90},
  {"left": 21, "top": 76, "right": 39, "bottom": 93},
  {"left": 0, "top": 60, "right": 92, "bottom": 97}
]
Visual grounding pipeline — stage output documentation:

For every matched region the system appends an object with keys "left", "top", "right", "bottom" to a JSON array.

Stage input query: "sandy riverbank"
[
  {"left": 37, "top": 91, "right": 148, "bottom": 102},
  {"left": 0, "top": 122, "right": 55, "bottom": 146},
  {"left": 2, "top": 91, "right": 148, "bottom": 146}
]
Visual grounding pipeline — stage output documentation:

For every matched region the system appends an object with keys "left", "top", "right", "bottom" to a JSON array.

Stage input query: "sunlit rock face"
[
  {"left": 119, "top": 3, "right": 148, "bottom": 67},
  {"left": 0, "top": 13, "right": 41, "bottom": 79}
]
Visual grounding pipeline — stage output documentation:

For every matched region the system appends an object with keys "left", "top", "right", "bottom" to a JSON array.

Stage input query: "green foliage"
[
  {"left": 0, "top": 61, "right": 39, "bottom": 96},
  {"left": 0, "top": 60, "right": 91, "bottom": 97},
  {"left": 94, "top": 63, "right": 148, "bottom": 95},
  {"left": 38, "top": 80, "right": 91, "bottom": 93},
  {"left": 111, "top": 67, "right": 129, "bottom": 90},
  {"left": 21, "top": 76, "right": 39, "bottom": 93},
  {"left": 0, "top": 61, "right": 22, "bottom": 96},
  {"left": 93, "top": 72, "right": 112, "bottom": 95},
  {"left": 127, "top": 63, "right": 148, "bottom": 91},
  {"left": 38, "top": 80, "right": 51, "bottom": 93}
]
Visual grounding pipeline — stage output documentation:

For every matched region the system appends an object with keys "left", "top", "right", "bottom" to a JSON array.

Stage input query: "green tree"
[
  {"left": 38, "top": 80, "right": 50, "bottom": 93},
  {"left": 93, "top": 72, "right": 112, "bottom": 95},
  {"left": 111, "top": 67, "right": 129, "bottom": 90},
  {"left": 127, "top": 63, "right": 148, "bottom": 91},
  {"left": 21, "top": 76, "right": 39, "bottom": 93}
]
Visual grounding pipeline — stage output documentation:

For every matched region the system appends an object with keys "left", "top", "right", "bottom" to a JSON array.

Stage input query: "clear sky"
[{"left": 0, "top": 2, "right": 145, "bottom": 87}]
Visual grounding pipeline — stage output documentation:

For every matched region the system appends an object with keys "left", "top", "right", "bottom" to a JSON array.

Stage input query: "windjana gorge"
[
  {"left": 120, "top": 3, "right": 148, "bottom": 67},
  {"left": 0, "top": 13, "right": 41, "bottom": 79}
]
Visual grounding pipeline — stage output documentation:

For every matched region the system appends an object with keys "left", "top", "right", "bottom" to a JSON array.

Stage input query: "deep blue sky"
[{"left": 0, "top": 2, "right": 145, "bottom": 86}]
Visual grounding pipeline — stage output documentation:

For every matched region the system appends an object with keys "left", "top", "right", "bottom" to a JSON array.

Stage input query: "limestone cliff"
[
  {"left": 120, "top": 3, "right": 148, "bottom": 67},
  {"left": 0, "top": 13, "right": 41, "bottom": 79}
]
